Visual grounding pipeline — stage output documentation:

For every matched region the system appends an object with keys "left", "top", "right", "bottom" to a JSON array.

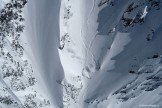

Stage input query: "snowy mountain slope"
[
  {"left": 59, "top": 0, "right": 162, "bottom": 108},
  {"left": 0, "top": 0, "right": 58, "bottom": 108},
  {"left": 81, "top": 0, "right": 162, "bottom": 108},
  {"left": 22, "top": 0, "right": 65, "bottom": 108},
  {"left": 1, "top": 0, "right": 162, "bottom": 108},
  {"left": 58, "top": 0, "right": 86, "bottom": 107}
]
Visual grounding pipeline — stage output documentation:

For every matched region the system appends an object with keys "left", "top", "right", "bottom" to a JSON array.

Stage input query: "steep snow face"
[
  {"left": 82, "top": 0, "right": 162, "bottom": 108},
  {"left": 0, "top": 0, "right": 56, "bottom": 108},
  {"left": 58, "top": 0, "right": 86, "bottom": 107},
  {"left": 1, "top": 0, "right": 162, "bottom": 108},
  {"left": 22, "top": 0, "right": 64, "bottom": 107},
  {"left": 59, "top": 0, "right": 162, "bottom": 108}
]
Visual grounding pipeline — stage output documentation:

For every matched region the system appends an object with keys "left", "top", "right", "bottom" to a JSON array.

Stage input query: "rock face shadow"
[{"left": 97, "top": 5, "right": 114, "bottom": 35}]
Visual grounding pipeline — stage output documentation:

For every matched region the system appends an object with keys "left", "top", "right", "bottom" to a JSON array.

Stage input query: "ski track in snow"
[
  {"left": 84, "top": 0, "right": 97, "bottom": 68},
  {"left": 87, "top": 0, "right": 95, "bottom": 25}
]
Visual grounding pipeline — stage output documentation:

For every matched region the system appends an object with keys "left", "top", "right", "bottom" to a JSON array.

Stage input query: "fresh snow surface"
[{"left": 0, "top": 0, "right": 162, "bottom": 108}]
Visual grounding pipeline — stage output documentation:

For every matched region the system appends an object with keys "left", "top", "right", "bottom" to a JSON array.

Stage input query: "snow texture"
[{"left": 0, "top": 0, "right": 162, "bottom": 108}]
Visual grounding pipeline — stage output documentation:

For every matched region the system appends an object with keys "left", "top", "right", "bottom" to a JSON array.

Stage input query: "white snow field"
[{"left": 0, "top": 0, "right": 162, "bottom": 108}]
